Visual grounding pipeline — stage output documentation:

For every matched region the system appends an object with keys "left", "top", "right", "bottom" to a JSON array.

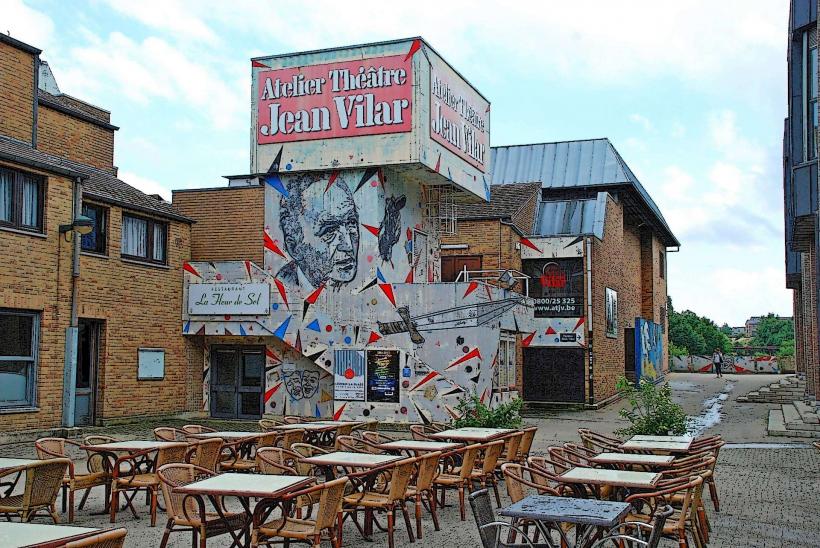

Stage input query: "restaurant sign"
[
  {"left": 522, "top": 258, "right": 584, "bottom": 318},
  {"left": 257, "top": 55, "right": 413, "bottom": 144},
  {"left": 188, "top": 283, "right": 270, "bottom": 316},
  {"left": 429, "top": 56, "right": 489, "bottom": 172}
]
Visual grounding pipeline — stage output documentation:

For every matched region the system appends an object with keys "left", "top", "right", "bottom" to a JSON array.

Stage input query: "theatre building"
[
  {"left": 175, "top": 38, "right": 531, "bottom": 423},
  {"left": 0, "top": 34, "right": 194, "bottom": 432},
  {"left": 442, "top": 139, "right": 679, "bottom": 406}
]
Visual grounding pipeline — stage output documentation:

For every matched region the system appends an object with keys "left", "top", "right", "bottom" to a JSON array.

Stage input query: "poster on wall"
[
  {"left": 334, "top": 350, "right": 366, "bottom": 401},
  {"left": 366, "top": 349, "right": 400, "bottom": 403},
  {"left": 605, "top": 288, "right": 618, "bottom": 339},
  {"left": 522, "top": 258, "right": 584, "bottom": 318},
  {"left": 635, "top": 318, "right": 663, "bottom": 380}
]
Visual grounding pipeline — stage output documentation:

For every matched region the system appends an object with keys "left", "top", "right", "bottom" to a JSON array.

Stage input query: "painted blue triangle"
[
  {"left": 306, "top": 319, "right": 321, "bottom": 332},
  {"left": 376, "top": 267, "right": 386, "bottom": 283},
  {"left": 183, "top": 320, "right": 190, "bottom": 334},
  {"left": 265, "top": 173, "right": 289, "bottom": 197},
  {"left": 239, "top": 324, "right": 247, "bottom": 336},
  {"left": 273, "top": 315, "right": 292, "bottom": 339},
  {"left": 315, "top": 404, "right": 321, "bottom": 418}
]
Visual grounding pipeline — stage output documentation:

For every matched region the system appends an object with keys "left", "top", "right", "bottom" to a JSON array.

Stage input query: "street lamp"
[{"left": 59, "top": 214, "right": 94, "bottom": 240}]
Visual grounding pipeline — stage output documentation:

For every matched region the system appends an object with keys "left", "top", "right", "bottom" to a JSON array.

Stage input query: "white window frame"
[{"left": 0, "top": 309, "right": 40, "bottom": 409}]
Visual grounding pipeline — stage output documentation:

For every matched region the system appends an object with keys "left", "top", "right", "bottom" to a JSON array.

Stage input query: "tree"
[
  {"left": 720, "top": 323, "right": 732, "bottom": 336},
  {"left": 752, "top": 314, "right": 794, "bottom": 348},
  {"left": 667, "top": 297, "right": 731, "bottom": 355}
]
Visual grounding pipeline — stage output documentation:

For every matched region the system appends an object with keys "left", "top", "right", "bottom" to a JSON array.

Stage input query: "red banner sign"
[{"left": 257, "top": 55, "right": 413, "bottom": 144}]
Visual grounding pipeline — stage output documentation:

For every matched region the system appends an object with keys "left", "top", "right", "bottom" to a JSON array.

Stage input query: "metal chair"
[
  {"left": 590, "top": 505, "right": 674, "bottom": 548},
  {"left": 468, "top": 488, "right": 537, "bottom": 548}
]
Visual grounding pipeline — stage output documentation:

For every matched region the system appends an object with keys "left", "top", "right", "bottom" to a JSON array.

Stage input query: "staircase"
[
  {"left": 768, "top": 401, "right": 820, "bottom": 438},
  {"left": 736, "top": 375, "right": 805, "bottom": 404}
]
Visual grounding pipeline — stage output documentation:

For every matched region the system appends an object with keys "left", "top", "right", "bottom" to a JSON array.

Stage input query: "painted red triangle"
[
  {"left": 446, "top": 347, "right": 482, "bottom": 370},
  {"left": 264, "top": 382, "right": 282, "bottom": 402},
  {"left": 362, "top": 224, "right": 380, "bottom": 236},
  {"left": 324, "top": 170, "right": 340, "bottom": 193},
  {"left": 573, "top": 316, "right": 586, "bottom": 331},
  {"left": 463, "top": 281, "right": 479, "bottom": 298},
  {"left": 274, "top": 278, "right": 289, "bottom": 309},
  {"left": 405, "top": 269, "right": 414, "bottom": 283},
  {"left": 251, "top": 59, "right": 269, "bottom": 68},
  {"left": 306, "top": 283, "right": 326, "bottom": 304},
  {"left": 404, "top": 38, "right": 422, "bottom": 61},
  {"left": 522, "top": 332, "right": 536, "bottom": 347},
  {"left": 333, "top": 402, "right": 347, "bottom": 421},
  {"left": 367, "top": 331, "right": 381, "bottom": 345},
  {"left": 264, "top": 232, "right": 286, "bottom": 258},
  {"left": 434, "top": 153, "right": 441, "bottom": 173},
  {"left": 183, "top": 262, "right": 200, "bottom": 278},
  {"left": 520, "top": 237, "right": 541, "bottom": 253},
  {"left": 546, "top": 326, "right": 557, "bottom": 335},
  {"left": 411, "top": 371, "right": 439, "bottom": 391},
  {"left": 379, "top": 283, "right": 396, "bottom": 307}
]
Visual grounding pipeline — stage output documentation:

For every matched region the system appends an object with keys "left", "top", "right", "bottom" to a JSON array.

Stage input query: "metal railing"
[{"left": 453, "top": 268, "right": 530, "bottom": 296}]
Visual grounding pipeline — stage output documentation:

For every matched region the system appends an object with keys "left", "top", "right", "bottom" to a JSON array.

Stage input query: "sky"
[{"left": 4, "top": 0, "right": 791, "bottom": 326}]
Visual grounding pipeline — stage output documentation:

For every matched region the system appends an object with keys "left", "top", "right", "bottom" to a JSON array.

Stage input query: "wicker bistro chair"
[
  {"left": 335, "top": 435, "right": 385, "bottom": 454},
  {"left": 342, "top": 457, "right": 418, "bottom": 548},
  {"left": 625, "top": 475, "right": 705, "bottom": 548},
  {"left": 109, "top": 442, "right": 188, "bottom": 527},
  {"left": 278, "top": 428, "right": 307, "bottom": 450},
  {"left": 186, "top": 438, "right": 223, "bottom": 472},
  {"left": 577, "top": 429, "right": 623, "bottom": 453},
  {"left": 515, "top": 427, "right": 539, "bottom": 463},
  {"left": 590, "top": 505, "right": 674, "bottom": 548},
  {"left": 468, "top": 488, "right": 537, "bottom": 548},
  {"left": 403, "top": 450, "right": 442, "bottom": 539},
  {"left": 433, "top": 443, "right": 482, "bottom": 521},
  {"left": 351, "top": 420, "right": 380, "bottom": 436},
  {"left": 181, "top": 425, "right": 216, "bottom": 436},
  {"left": 256, "top": 447, "right": 300, "bottom": 475},
  {"left": 64, "top": 527, "right": 128, "bottom": 548},
  {"left": 496, "top": 431, "right": 525, "bottom": 470},
  {"left": 259, "top": 418, "right": 284, "bottom": 432},
  {"left": 659, "top": 457, "right": 716, "bottom": 543},
  {"left": 157, "top": 463, "right": 247, "bottom": 548},
  {"left": 470, "top": 440, "right": 506, "bottom": 507},
  {"left": 361, "top": 431, "right": 395, "bottom": 448},
  {"left": 684, "top": 437, "right": 725, "bottom": 512},
  {"left": 409, "top": 424, "right": 436, "bottom": 441},
  {"left": 220, "top": 432, "right": 278, "bottom": 473},
  {"left": 0, "top": 458, "right": 70, "bottom": 523},
  {"left": 253, "top": 475, "right": 348, "bottom": 548},
  {"left": 526, "top": 456, "right": 575, "bottom": 494},
  {"left": 283, "top": 415, "right": 307, "bottom": 424},
  {"left": 154, "top": 427, "right": 187, "bottom": 442},
  {"left": 35, "top": 437, "right": 110, "bottom": 522},
  {"left": 501, "top": 463, "right": 569, "bottom": 544}
]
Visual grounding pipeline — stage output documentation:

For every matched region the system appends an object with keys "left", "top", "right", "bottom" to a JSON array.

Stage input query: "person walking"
[{"left": 712, "top": 348, "right": 724, "bottom": 378}]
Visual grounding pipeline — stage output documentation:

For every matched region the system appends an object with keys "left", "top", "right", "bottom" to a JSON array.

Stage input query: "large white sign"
[{"left": 188, "top": 283, "right": 270, "bottom": 316}]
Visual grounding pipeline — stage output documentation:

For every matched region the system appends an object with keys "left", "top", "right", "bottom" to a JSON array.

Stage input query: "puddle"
[
  {"left": 686, "top": 382, "right": 734, "bottom": 436},
  {"left": 725, "top": 442, "right": 811, "bottom": 449}
]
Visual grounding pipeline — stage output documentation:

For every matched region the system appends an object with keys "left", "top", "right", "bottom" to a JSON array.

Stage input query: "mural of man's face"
[{"left": 294, "top": 181, "right": 359, "bottom": 287}]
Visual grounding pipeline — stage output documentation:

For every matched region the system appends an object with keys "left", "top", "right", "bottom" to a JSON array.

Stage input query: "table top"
[
  {"left": 0, "top": 522, "right": 98, "bottom": 547},
  {"left": 189, "top": 431, "right": 261, "bottom": 439},
  {"left": 379, "top": 440, "right": 461, "bottom": 452},
  {"left": 560, "top": 467, "right": 661, "bottom": 488},
  {"left": 274, "top": 423, "right": 336, "bottom": 431},
  {"left": 301, "top": 451, "right": 403, "bottom": 468},
  {"left": 175, "top": 473, "right": 314, "bottom": 498},
  {"left": 500, "top": 495, "right": 630, "bottom": 527},
  {"left": 82, "top": 440, "right": 184, "bottom": 452},
  {"left": 591, "top": 453, "right": 675, "bottom": 466},
  {"left": 629, "top": 435, "right": 693, "bottom": 443},
  {"left": 620, "top": 439, "right": 693, "bottom": 452},
  {"left": 430, "top": 427, "right": 514, "bottom": 442},
  {"left": 0, "top": 457, "right": 39, "bottom": 471}
]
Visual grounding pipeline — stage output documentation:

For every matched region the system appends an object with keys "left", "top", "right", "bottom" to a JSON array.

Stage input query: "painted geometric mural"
[{"left": 183, "top": 166, "right": 533, "bottom": 423}]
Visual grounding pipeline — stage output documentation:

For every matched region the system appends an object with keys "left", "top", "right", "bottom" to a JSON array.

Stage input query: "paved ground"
[{"left": 1, "top": 372, "right": 818, "bottom": 547}]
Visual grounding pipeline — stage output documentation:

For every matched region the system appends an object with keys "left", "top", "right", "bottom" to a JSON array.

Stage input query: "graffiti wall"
[
  {"left": 183, "top": 166, "right": 531, "bottom": 423},
  {"left": 635, "top": 318, "right": 663, "bottom": 380},
  {"left": 671, "top": 355, "right": 781, "bottom": 374}
]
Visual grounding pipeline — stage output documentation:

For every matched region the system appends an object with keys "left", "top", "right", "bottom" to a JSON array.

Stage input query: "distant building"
[
  {"left": 745, "top": 316, "right": 794, "bottom": 338},
  {"left": 731, "top": 326, "right": 746, "bottom": 338}
]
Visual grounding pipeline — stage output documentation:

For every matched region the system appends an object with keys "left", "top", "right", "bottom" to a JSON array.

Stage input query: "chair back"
[
  {"left": 502, "top": 463, "right": 562, "bottom": 503},
  {"left": 352, "top": 420, "right": 379, "bottom": 436},
  {"left": 480, "top": 441, "right": 504, "bottom": 475},
  {"left": 314, "top": 476, "right": 349, "bottom": 530},
  {"left": 256, "top": 431, "right": 279, "bottom": 448},
  {"left": 64, "top": 527, "right": 127, "bottom": 548},
  {"left": 291, "top": 443, "right": 328, "bottom": 475},
  {"left": 188, "top": 438, "right": 223, "bottom": 472},
  {"left": 278, "top": 428, "right": 305, "bottom": 449},
  {"left": 259, "top": 418, "right": 283, "bottom": 431},
  {"left": 647, "top": 505, "right": 674, "bottom": 548},
  {"left": 502, "top": 431, "right": 524, "bottom": 461},
  {"left": 82, "top": 435, "right": 118, "bottom": 473},
  {"left": 182, "top": 424, "right": 215, "bottom": 435},
  {"left": 516, "top": 426, "right": 538, "bottom": 461},
  {"left": 156, "top": 442, "right": 189, "bottom": 468},
  {"left": 387, "top": 458, "right": 418, "bottom": 501},
  {"left": 35, "top": 437, "right": 67, "bottom": 459},
  {"left": 456, "top": 444, "right": 482, "bottom": 480},
  {"left": 157, "top": 463, "right": 212, "bottom": 524},
  {"left": 23, "top": 458, "right": 70, "bottom": 510},
  {"left": 334, "top": 434, "right": 364, "bottom": 452},
  {"left": 283, "top": 415, "right": 303, "bottom": 424},
  {"left": 548, "top": 445, "right": 592, "bottom": 473},
  {"left": 577, "top": 428, "right": 622, "bottom": 452},
  {"left": 413, "top": 451, "right": 442, "bottom": 491},
  {"left": 526, "top": 456, "right": 566, "bottom": 490},
  {"left": 335, "top": 424, "right": 355, "bottom": 437},
  {"left": 361, "top": 431, "right": 394, "bottom": 446},
  {"left": 256, "top": 447, "right": 300, "bottom": 475},
  {"left": 410, "top": 424, "right": 434, "bottom": 441},
  {"left": 627, "top": 475, "right": 702, "bottom": 534},
  {"left": 154, "top": 427, "right": 185, "bottom": 442}
]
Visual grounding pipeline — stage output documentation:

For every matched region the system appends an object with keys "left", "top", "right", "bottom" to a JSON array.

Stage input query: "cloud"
[
  {"left": 102, "top": 0, "right": 219, "bottom": 43},
  {"left": 695, "top": 266, "right": 792, "bottom": 325},
  {"left": 2, "top": 0, "right": 55, "bottom": 49},
  {"left": 118, "top": 170, "right": 172, "bottom": 201},
  {"left": 629, "top": 114, "right": 653, "bottom": 132}
]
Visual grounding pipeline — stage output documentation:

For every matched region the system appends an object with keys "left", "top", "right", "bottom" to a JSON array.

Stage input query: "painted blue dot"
[
  {"left": 344, "top": 336, "right": 352, "bottom": 344},
  {"left": 329, "top": 340, "right": 334, "bottom": 346},
  {"left": 285, "top": 163, "right": 292, "bottom": 170},
  {"left": 272, "top": 303, "right": 279, "bottom": 310}
]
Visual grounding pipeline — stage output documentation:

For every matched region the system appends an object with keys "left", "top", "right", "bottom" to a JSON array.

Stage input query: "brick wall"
[
  {"left": 173, "top": 186, "right": 265, "bottom": 265},
  {"left": 793, "top": 286, "right": 805, "bottom": 375},
  {"left": 440, "top": 219, "right": 521, "bottom": 273},
  {"left": 37, "top": 106, "right": 115, "bottom": 171},
  {"left": 805, "top": 246, "right": 819, "bottom": 399},
  {"left": 0, "top": 41, "right": 34, "bottom": 144}
]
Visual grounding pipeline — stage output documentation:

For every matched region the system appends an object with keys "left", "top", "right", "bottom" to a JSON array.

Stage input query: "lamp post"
[{"left": 60, "top": 178, "right": 93, "bottom": 429}]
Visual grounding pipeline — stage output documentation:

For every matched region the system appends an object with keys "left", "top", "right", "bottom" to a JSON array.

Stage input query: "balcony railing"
[{"left": 453, "top": 268, "right": 531, "bottom": 297}]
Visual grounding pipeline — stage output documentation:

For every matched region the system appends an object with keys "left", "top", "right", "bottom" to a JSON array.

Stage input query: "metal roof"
[
  {"left": 535, "top": 192, "right": 607, "bottom": 240},
  {"left": 491, "top": 139, "right": 679, "bottom": 247}
]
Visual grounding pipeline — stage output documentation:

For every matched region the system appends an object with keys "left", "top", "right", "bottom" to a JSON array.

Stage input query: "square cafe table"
[
  {"left": 590, "top": 452, "right": 675, "bottom": 468},
  {"left": 175, "top": 473, "right": 314, "bottom": 547},
  {"left": 378, "top": 439, "right": 462, "bottom": 454},
  {"left": 559, "top": 467, "right": 661, "bottom": 499},
  {"left": 629, "top": 435, "right": 693, "bottom": 443},
  {"left": 430, "top": 427, "right": 514, "bottom": 442},
  {"left": 620, "top": 438, "right": 693, "bottom": 453},
  {"left": 500, "top": 494, "right": 630, "bottom": 548},
  {"left": 0, "top": 522, "right": 98, "bottom": 548},
  {"left": 188, "top": 431, "right": 263, "bottom": 439},
  {"left": 81, "top": 440, "right": 185, "bottom": 452},
  {"left": 274, "top": 422, "right": 337, "bottom": 431}
]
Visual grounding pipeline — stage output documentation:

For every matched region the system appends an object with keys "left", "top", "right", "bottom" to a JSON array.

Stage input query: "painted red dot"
[
  {"left": 344, "top": 368, "right": 355, "bottom": 379},
  {"left": 367, "top": 255, "right": 373, "bottom": 263},
  {"left": 325, "top": 325, "right": 333, "bottom": 332},
  {"left": 400, "top": 407, "right": 408, "bottom": 414},
  {"left": 371, "top": 180, "right": 378, "bottom": 187},
  {"left": 216, "top": 274, "right": 223, "bottom": 280},
  {"left": 224, "top": 315, "right": 231, "bottom": 320}
]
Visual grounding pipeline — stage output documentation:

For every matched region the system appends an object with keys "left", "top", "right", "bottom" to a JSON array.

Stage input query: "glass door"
[
  {"left": 75, "top": 319, "right": 101, "bottom": 426},
  {"left": 210, "top": 346, "right": 264, "bottom": 419}
]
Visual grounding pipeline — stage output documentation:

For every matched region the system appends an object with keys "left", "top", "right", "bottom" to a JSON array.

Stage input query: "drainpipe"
[
  {"left": 586, "top": 236, "right": 594, "bottom": 406},
  {"left": 61, "top": 177, "right": 83, "bottom": 428}
]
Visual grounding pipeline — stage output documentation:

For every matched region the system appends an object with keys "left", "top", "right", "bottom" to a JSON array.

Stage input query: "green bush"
[
  {"left": 452, "top": 393, "right": 523, "bottom": 429},
  {"left": 615, "top": 376, "right": 687, "bottom": 437}
]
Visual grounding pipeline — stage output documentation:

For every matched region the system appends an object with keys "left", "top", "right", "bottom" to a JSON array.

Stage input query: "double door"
[{"left": 210, "top": 346, "right": 264, "bottom": 419}]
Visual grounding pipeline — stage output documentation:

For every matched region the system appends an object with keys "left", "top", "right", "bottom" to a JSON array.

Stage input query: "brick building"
[
  {"left": 784, "top": 0, "right": 819, "bottom": 401},
  {"left": 0, "top": 33, "right": 194, "bottom": 431},
  {"left": 443, "top": 140, "right": 678, "bottom": 406}
]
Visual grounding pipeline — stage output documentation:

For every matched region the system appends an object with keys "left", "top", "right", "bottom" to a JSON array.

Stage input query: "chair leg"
[
  {"left": 490, "top": 477, "right": 501, "bottom": 507},
  {"left": 387, "top": 509, "right": 395, "bottom": 548},
  {"left": 708, "top": 480, "right": 720, "bottom": 512},
  {"left": 110, "top": 488, "right": 118, "bottom": 523},
  {"left": 159, "top": 519, "right": 173, "bottom": 548},
  {"left": 200, "top": 526, "right": 207, "bottom": 548},
  {"left": 678, "top": 529, "right": 688, "bottom": 548},
  {"left": 150, "top": 487, "right": 158, "bottom": 527},
  {"left": 400, "top": 502, "right": 415, "bottom": 543},
  {"left": 78, "top": 487, "right": 92, "bottom": 510},
  {"left": 458, "top": 485, "right": 466, "bottom": 521},
  {"left": 428, "top": 491, "right": 440, "bottom": 531},
  {"left": 61, "top": 484, "right": 68, "bottom": 513},
  {"left": 68, "top": 488, "right": 75, "bottom": 523},
  {"left": 336, "top": 511, "right": 344, "bottom": 548}
]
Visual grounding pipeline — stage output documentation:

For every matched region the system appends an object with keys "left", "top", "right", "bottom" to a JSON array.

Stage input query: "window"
[
  {"left": 804, "top": 29, "right": 818, "bottom": 161},
  {"left": 0, "top": 310, "right": 39, "bottom": 408},
  {"left": 81, "top": 203, "right": 107, "bottom": 254},
  {"left": 0, "top": 167, "right": 44, "bottom": 233},
  {"left": 494, "top": 334, "right": 517, "bottom": 390},
  {"left": 659, "top": 249, "right": 666, "bottom": 279},
  {"left": 121, "top": 213, "right": 167, "bottom": 264}
]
